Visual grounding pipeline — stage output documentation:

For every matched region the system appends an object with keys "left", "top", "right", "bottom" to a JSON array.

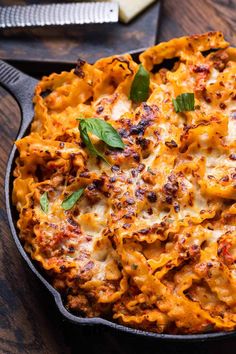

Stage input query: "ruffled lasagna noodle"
[{"left": 13, "top": 32, "right": 236, "bottom": 334}]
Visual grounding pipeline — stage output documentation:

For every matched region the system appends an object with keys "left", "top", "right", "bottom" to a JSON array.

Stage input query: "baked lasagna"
[{"left": 13, "top": 32, "right": 236, "bottom": 334}]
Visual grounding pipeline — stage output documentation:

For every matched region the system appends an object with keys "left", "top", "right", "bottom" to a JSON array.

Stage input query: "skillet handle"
[{"left": 0, "top": 59, "right": 38, "bottom": 137}]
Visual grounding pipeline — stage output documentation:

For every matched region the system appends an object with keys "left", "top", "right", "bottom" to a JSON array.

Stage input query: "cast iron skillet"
[{"left": 1, "top": 57, "right": 236, "bottom": 342}]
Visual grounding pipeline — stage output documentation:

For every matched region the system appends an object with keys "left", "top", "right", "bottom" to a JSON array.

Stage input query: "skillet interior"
[{"left": 2, "top": 54, "right": 236, "bottom": 341}]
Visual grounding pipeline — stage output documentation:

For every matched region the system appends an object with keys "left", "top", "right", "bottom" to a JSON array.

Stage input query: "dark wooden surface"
[
  {"left": 0, "top": 0, "right": 236, "bottom": 353},
  {"left": 0, "top": 0, "right": 160, "bottom": 63}
]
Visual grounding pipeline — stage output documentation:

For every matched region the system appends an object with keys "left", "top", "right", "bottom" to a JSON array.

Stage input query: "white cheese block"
[{"left": 111, "top": 0, "right": 157, "bottom": 23}]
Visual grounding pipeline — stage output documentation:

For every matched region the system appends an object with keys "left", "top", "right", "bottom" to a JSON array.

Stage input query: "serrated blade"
[{"left": 0, "top": 2, "right": 119, "bottom": 28}]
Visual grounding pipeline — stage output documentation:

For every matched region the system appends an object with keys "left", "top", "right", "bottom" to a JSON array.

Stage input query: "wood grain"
[
  {"left": 0, "top": 0, "right": 160, "bottom": 63},
  {"left": 0, "top": 0, "right": 236, "bottom": 353},
  {"left": 158, "top": 0, "right": 236, "bottom": 45}
]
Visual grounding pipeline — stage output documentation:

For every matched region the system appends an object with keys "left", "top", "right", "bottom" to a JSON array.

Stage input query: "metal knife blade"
[{"left": 0, "top": 2, "right": 119, "bottom": 28}]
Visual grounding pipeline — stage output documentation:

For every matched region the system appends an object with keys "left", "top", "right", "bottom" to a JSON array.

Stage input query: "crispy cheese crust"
[{"left": 13, "top": 32, "right": 236, "bottom": 334}]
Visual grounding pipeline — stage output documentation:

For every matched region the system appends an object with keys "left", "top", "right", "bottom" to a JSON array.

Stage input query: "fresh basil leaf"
[
  {"left": 79, "top": 118, "right": 124, "bottom": 149},
  {"left": 62, "top": 188, "right": 84, "bottom": 210},
  {"left": 131, "top": 263, "right": 138, "bottom": 270},
  {"left": 172, "top": 93, "right": 195, "bottom": 113},
  {"left": 79, "top": 123, "right": 105, "bottom": 159},
  {"left": 78, "top": 118, "right": 124, "bottom": 163},
  {"left": 147, "top": 166, "right": 156, "bottom": 175},
  {"left": 40, "top": 192, "right": 49, "bottom": 213},
  {"left": 130, "top": 64, "right": 150, "bottom": 103},
  {"left": 79, "top": 122, "right": 109, "bottom": 164}
]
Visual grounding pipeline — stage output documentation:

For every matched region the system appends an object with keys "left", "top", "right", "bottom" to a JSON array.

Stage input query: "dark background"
[{"left": 0, "top": 0, "right": 236, "bottom": 353}]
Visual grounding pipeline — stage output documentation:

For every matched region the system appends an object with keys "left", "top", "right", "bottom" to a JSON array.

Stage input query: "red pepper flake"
[
  {"left": 68, "top": 246, "right": 75, "bottom": 253},
  {"left": 136, "top": 137, "right": 150, "bottom": 149},
  {"left": 135, "top": 188, "right": 145, "bottom": 199},
  {"left": 139, "top": 228, "right": 150, "bottom": 235},
  {"left": 96, "top": 106, "right": 104, "bottom": 114},
  {"left": 74, "top": 58, "right": 86, "bottom": 78},
  {"left": 123, "top": 211, "right": 135, "bottom": 219},
  {"left": 230, "top": 111, "right": 236, "bottom": 120},
  {"left": 165, "top": 140, "right": 178, "bottom": 148},
  {"left": 229, "top": 154, "right": 236, "bottom": 160},
  {"left": 204, "top": 96, "right": 212, "bottom": 103},
  {"left": 131, "top": 169, "right": 138, "bottom": 178},
  {"left": 163, "top": 181, "right": 179, "bottom": 196},
  {"left": 126, "top": 197, "right": 135, "bottom": 205},
  {"left": 81, "top": 261, "right": 94, "bottom": 273},
  {"left": 109, "top": 176, "right": 116, "bottom": 183},
  {"left": 147, "top": 192, "right": 157, "bottom": 203},
  {"left": 166, "top": 262, "right": 172, "bottom": 269},
  {"left": 79, "top": 171, "right": 90, "bottom": 178},
  {"left": 207, "top": 175, "right": 215, "bottom": 179},
  {"left": 123, "top": 223, "right": 131, "bottom": 229},
  {"left": 219, "top": 102, "right": 226, "bottom": 110},
  {"left": 133, "top": 153, "right": 140, "bottom": 162},
  {"left": 111, "top": 165, "right": 120, "bottom": 172},
  {"left": 166, "top": 196, "right": 173, "bottom": 204},
  {"left": 220, "top": 176, "right": 229, "bottom": 182},
  {"left": 137, "top": 163, "right": 145, "bottom": 172},
  {"left": 173, "top": 202, "right": 180, "bottom": 212},
  {"left": 192, "top": 64, "right": 210, "bottom": 74}
]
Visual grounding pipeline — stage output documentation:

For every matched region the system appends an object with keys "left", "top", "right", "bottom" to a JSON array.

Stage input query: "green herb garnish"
[
  {"left": 40, "top": 192, "right": 49, "bottom": 213},
  {"left": 147, "top": 166, "right": 156, "bottom": 175},
  {"left": 130, "top": 64, "right": 150, "bottom": 103},
  {"left": 172, "top": 93, "right": 195, "bottom": 113},
  {"left": 131, "top": 264, "right": 138, "bottom": 270},
  {"left": 78, "top": 118, "right": 124, "bottom": 163},
  {"left": 62, "top": 188, "right": 84, "bottom": 210}
]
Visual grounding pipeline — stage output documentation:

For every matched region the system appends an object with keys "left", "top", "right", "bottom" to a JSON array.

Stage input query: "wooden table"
[{"left": 0, "top": 0, "right": 235, "bottom": 353}]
